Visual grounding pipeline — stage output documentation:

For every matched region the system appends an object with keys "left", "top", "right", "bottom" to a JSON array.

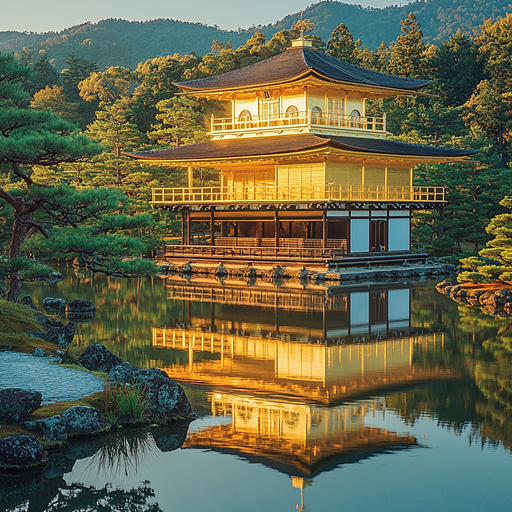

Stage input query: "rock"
[
  {"left": 62, "top": 406, "right": 109, "bottom": 436},
  {"left": 215, "top": 263, "right": 228, "bottom": 276},
  {"left": 296, "top": 266, "right": 310, "bottom": 279},
  {"left": 35, "top": 312, "right": 53, "bottom": 329},
  {"left": 20, "top": 296, "right": 37, "bottom": 310},
  {"left": 43, "top": 297, "right": 67, "bottom": 310},
  {"left": 42, "top": 322, "right": 75, "bottom": 348},
  {"left": 66, "top": 300, "right": 95, "bottom": 314},
  {"left": 0, "top": 389, "right": 42, "bottom": 424},
  {"left": 49, "top": 356, "right": 62, "bottom": 364},
  {"left": 78, "top": 344, "right": 122, "bottom": 373},
  {"left": 181, "top": 262, "right": 193, "bottom": 273},
  {"left": 107, "top": 362, "right": 193, "bottom": 419},
  {"left": 32, "top": 348, "right": 46, "bottom": 357},
  {"left": 0, "top": 435, "right": 46, "bottom": 470},
  {"left": 267, "top": 265, "right": 285, "bottom": 279},
  {"left": 436, "top": 280, "right": 453, "bottom": 291},
  {"left": 56, "top": 350, "right": 64, "bottom": 356},
  {"left": 49, "top": 271, "right": 63, "bottom": 282},
  {"left": 27, "top": 331, "right": 45, "bottom": 339},
  {"left": 24, "top": 415, "right": 67, "bottom": 441},
  {"left": 0, "top": 344, "right": 13, "bottom": 351}
]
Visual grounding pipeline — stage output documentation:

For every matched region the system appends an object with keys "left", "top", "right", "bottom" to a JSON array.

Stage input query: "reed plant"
[{"left": 103, "top": 382, "right": 151, "bottom": 426}]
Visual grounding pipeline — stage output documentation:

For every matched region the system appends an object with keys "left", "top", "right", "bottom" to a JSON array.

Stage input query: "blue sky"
[{"left": 1, "top": 0, "right": 406, "bottom": 33}]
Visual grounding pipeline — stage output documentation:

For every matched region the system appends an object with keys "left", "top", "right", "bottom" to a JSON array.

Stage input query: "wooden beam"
[
  {"left": 187, "top": 166, "right": 193, "bottom": 188},
  {"left": 322, "top": 211, "right": 327, "bottom": 249},
  {"left": 186, "top": 212, "right": 191, "bottom": 245},
  {"left": 275, "top": 210, "right": 280, "bottom": 248},
  {"left": 210, "top": 210, "right": 215, "bottom": 246},
  {"left": 181, "top": 213, "right": 185, "bottom": 245}
]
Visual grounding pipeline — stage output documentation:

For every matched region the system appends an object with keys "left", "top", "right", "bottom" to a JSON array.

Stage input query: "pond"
[{"left": 2, "top": 268, "right": 512, "bottom": 512}]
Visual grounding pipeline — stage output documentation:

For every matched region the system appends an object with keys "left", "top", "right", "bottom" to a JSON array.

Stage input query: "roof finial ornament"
[
  {"left": 292, "top": 10, "right": 315, "bottom": 38},
  {"left": 290, "top": 11, "right": 315, "bottom": 48}
]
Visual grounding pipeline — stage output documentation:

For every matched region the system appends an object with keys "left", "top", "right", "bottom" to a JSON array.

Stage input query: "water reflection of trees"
[
  {"left": 0, "top": 426, "right": 189, "bottom": 512},
  {"left": 392, "top": 290, "right": 512, "bottom": 451}
]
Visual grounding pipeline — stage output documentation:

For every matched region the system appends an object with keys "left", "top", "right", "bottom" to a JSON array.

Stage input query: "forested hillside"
[{"left": 1, "top": 0, "right": 511, "bottom": 70}]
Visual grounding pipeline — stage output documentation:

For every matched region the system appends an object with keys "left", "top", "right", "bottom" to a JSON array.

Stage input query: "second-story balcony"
[
  {"left": 151, "top": 184, "right": 445, "bottom": 206},
  {"left": 209, "top": 110, "right": 387, "bottom": 138}
]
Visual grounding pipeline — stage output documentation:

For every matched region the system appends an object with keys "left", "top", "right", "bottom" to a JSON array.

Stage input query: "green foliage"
[
  {"left": 30, "top": 85, "right": 80, "bottom": 124},
  {"left": 105, "top": 383, "right": 151, "bottom": 425},
  {"left": 388, "top": 13, "right": 430, "bottom": 78},
  {"left": 86, "top": 102, "right": 145, "bottom": 186},
  {"left": 148, "top": 97, "right": 207, "bottom": 148},
  {"left": 326, "top": 23, "right": 362, "bottom": 64},
  {"left": 457, "top": 197, "right": 512, "bottom": 283}
]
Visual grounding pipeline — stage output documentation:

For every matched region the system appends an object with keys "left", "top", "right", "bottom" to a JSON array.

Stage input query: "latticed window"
[
  {"left": 327, "top": 98, "right": 345, "bottom": 116},
  {"left": 260, "top": 99, "right": 279, "bottom": 118}
]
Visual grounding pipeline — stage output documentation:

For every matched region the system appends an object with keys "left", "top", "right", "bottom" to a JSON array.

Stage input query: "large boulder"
[
  {"left": 24, "top": 415, "right": 68, "bottom": 441},
  {"left": 43, "top": 297, "right": 67, "bottom": 311},
  {"left": 62, "top": 406, "right": 109, "bottom": 436},
  {"left": 66, "top": 300, "right": 95, "bottom": 314},
  {"left": 0, "top": 435, "right": 46, "bottom": 470},
  {"left": 35, "top": 312, "right": 54, "bottom": 329},
  {"left": 42, "top": 322, "right": 75, "bottom": 348},
  {"left": 19, "top": 295, "right": 37, "bottom": 310},
  {"left": 0, "top": 389, "right": 42, "bottom": 424},
  {"left": 78, "top": 344, "right": 122, "bottom": 373},
  {"left": 107, "top": 362, "right": 193, "bottom": 418}
]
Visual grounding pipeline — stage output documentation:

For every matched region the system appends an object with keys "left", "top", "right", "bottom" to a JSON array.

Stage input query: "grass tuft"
[{"left": 104, "top": 383, "right": 151, "bottom": 426}]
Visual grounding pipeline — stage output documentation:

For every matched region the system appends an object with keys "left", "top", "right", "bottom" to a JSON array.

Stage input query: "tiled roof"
[
  {"left": 175, "top": 47, "right": 430, "bottom": 92},
  {"left": 126, "top": 134, "right": 477, "bottom": 161}
]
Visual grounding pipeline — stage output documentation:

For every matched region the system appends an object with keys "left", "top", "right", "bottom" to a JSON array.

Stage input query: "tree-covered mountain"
[{"left": 1, "top": 0, "right": 511, "bottom": 70}]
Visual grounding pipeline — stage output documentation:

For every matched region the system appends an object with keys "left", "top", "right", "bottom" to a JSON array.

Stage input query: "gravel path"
[{"left": 0, "top": 352, "right": 104, "bottom": 405}]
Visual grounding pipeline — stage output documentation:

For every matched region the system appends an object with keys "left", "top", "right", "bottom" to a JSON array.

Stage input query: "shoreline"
[{"left": 436, "top": 280, "right": 512, "bottom": 316}]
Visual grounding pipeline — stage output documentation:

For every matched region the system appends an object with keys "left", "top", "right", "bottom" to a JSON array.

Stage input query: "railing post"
[{"left": 383, "top": 113, "right": 387, "bottom": 132}]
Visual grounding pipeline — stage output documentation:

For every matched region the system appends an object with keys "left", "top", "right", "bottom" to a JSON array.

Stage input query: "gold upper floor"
[{"left": 209, "top": 85, "right": 388, "bottom": 140}]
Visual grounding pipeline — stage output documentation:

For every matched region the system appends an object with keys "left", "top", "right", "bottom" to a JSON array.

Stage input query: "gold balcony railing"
[
  {"left": 210, "top": 111, "right": 386, "bottom": 133},
  {"left": 151, "top": 184, "right": 445, "bottom": 205}
]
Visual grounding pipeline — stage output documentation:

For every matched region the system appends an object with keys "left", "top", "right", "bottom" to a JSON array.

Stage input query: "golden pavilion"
[{"left": 128, "top": 35, "right": 476, "bottom": 266}]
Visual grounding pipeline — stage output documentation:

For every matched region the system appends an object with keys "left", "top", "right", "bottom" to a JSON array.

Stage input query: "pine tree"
[
  {"left": 326, "top": 23, "right": 361, "bottom": 64},
  {"left": 86, "top": 103, "right": 144, "bottom": 187},
  {"left": 0, "top": 52, "right": 100, "bottom": 301}
]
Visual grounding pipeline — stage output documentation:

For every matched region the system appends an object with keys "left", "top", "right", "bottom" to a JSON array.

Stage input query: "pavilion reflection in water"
[
  {"left": 151, "top": 277, "right": 456, "bottom": 506},
  {"left": 152, "top": 276, "right": 453, "bottom": 404}
]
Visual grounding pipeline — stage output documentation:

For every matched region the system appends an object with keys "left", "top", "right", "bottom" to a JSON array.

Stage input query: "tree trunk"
[
  {"left": 6, "top": 212, "right": 32, "bottom": 302},
  {"left": 499, "top": 126, "right": 506, "bottom": 168}
]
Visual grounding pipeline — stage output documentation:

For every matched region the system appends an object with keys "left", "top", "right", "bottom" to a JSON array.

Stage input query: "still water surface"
[{"left": 3, "top": 268, "right": 512, "bottom": 511}]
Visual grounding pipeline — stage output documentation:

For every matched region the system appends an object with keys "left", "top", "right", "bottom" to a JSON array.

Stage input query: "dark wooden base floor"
[{"left": 164, "top": 244, "right": 428, "bottom": 268}]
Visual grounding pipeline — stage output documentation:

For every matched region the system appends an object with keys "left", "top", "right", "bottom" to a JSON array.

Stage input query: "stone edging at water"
[
  {"left": 0, "top": 343, "right": 194, "bottom": 472},
  {"left": 436, "top": 280, "right": 512, "bottom": 316},
  {"left": 158, "top": 261, "right": 456, "bottom": 282}
]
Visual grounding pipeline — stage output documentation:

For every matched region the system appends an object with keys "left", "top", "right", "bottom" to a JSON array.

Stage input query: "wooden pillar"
[
  {"left": 275, "top": 210, "right": 280, "bottom": 248},
  {"left": 186, "top": 212, "right": 191, "bottom": 245},
  {"left": 210, "top": 210, "right": 215, "bottom": 246},
  {"left": 181, "top": 213, "right": 185, "bottom": 245},
  {"left": 187, "top": 166, "right": 193, "bottom": 189},
  {"left": 322, "top": 211, "right": 328, "bottom": 249}
]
